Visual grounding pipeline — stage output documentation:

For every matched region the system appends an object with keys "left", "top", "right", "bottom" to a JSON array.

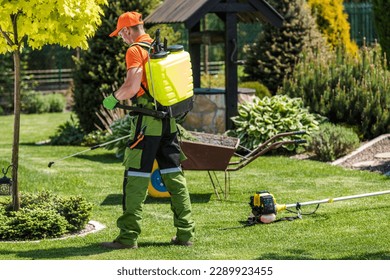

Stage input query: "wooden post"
[
  {"left": 189, "top": 22, "right": 201, "bottom": 88},
  {"left": 224, "top": 5, "right": 238, "bottom": 130}
]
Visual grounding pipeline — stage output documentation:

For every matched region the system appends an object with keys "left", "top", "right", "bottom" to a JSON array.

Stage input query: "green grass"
[{"left": 0, "top": 112, "right": 389, "bottom": 260}]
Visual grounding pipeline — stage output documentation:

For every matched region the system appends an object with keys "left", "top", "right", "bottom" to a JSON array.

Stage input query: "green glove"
[{"left": 103, "top": 94, "right": 118, "bottom": 110}]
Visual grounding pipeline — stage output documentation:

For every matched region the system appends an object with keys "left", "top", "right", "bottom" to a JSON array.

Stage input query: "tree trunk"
[
  {"left": 9, "top": 12, "right": 21, "bottom": 211},
  {"left": 12, "top": 49, "right": 21, "bottom": 211}
]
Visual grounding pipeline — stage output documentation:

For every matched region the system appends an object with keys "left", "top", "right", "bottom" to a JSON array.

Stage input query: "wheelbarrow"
[
  {"left": 180, "top": 130, "right": 307, "bottom": 199},
  {"left": 148, "top": 131, "right": 307, "bottom": 199}
]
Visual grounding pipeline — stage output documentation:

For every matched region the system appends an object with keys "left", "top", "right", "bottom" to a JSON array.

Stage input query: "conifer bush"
[
  {"left": 279, "top": 45, "right": 390, "bottom": 140},
  {"left": 0, "top": 191, "right": 93, "bottom": 241},
  {"left": 243, "top": 0, "right": 327, "bottom": 93},
  {"left": 238, "top": 81, "right": 272, "bottom": 99}
]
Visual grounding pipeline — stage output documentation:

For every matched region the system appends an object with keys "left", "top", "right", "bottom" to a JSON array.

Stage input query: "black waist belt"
[{"left": 116, "top": 103, "right": 168, "bottom": 119}]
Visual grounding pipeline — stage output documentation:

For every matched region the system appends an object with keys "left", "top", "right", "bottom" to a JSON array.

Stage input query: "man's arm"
[
  {"left": 114, "top": 66, "right": 143, "bottom": 100},
  {"left": 103, "top": 66, "right": 143, "bottom": 109}
]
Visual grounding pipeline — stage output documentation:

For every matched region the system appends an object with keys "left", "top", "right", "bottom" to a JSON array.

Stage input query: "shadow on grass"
[
  {"left": 339, "top": 251, "right": 390, "bottom": 260},
  {"left": 0, "top": 244, "right": 108, "bottom": 260},
  {"left": 0, "top": 241, "right": 175, "bottom": 260},
  {"left": 256, "top": 249, "right": 316, "bottom": 260},
  {"left": 101, "top": 193, "right": 212, "bottom": 206},
  {"left": 256, "top": 250, "right": 390, "bottom": 260}
]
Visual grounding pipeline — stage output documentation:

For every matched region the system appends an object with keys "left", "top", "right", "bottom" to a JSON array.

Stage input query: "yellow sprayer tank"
[{"left": 145, "top": 45, "right": 194, "bottom": 107}]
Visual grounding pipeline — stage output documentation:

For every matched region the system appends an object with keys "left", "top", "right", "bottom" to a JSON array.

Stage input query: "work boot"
[
  {"left": 101, "top": 241, "right": 138, "bottom": 250},
  {"left": 171, "top": 236, "right": 193, "bottom": 247}
]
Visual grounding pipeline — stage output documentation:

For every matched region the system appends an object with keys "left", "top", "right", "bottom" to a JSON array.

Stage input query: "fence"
[
  {"left": 22, "top": 68, "right": 73, "bottom": 92},
  {"left": 344, "top": 2, "right": 377, "bottom": 46},
  {"left": 0, "top": 68, "right": 73, "bottom": 95}
]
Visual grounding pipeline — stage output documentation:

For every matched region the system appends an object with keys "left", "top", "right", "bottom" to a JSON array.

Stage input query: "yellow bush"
[{"left": 308, "top": 0, "right": 358, "bottom": 56}]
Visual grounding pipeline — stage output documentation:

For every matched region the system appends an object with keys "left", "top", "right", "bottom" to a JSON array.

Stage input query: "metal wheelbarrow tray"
[{"left": 180, "top": 131, "right": 306, "bottom": 199}]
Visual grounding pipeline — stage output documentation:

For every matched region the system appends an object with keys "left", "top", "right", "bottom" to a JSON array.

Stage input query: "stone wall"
[{"left": 183, "top": 88, "right": 255, "bottom": 134}]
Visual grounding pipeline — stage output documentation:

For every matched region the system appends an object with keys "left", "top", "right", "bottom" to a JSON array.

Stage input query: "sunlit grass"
[{"left": 0, "top": 113, "right": 389, "bottom": 260}]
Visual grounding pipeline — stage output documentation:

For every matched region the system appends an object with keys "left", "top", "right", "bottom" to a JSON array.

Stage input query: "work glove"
[{"left": 103, "top": 94, "right": 118, "bottom": 110}]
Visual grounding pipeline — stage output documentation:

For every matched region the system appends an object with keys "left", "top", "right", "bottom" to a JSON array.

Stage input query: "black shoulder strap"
[{"left": 130, "top": 42, "right": 152, "bottom": 51}]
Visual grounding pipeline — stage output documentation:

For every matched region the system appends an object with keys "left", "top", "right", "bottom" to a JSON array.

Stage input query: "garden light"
[{"left": 0, "top": 165, "right": 14, "bottom": 196}]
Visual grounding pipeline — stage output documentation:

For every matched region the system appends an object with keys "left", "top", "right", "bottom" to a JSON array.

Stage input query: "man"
[{"left": 101, "top": 11, "right": 195, "bottom": 249}]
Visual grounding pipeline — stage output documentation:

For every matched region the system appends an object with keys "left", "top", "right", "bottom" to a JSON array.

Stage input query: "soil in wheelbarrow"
[
  {"left": 180, "top": 131, "right": 239, "bottom": 171},
  {"left": 186, "top": 131, "right": 238, "bottom": 148}
]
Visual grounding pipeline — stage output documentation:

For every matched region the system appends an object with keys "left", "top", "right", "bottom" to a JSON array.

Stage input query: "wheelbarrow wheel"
[{"left": 148, "top": 160, "right": 171, "bottom": 198}]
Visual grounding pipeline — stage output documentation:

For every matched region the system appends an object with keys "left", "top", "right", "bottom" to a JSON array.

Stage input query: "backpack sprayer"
[
  {"left": 116, "top": 29, "right": 194, "bottom": 119},
  {"left": 246, "top": 189, "right": 390, "bottom": 225}
]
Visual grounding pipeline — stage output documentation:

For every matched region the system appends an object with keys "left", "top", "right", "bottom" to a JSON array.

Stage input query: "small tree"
[{"left": 0, "top": 0, "right": 107, "bottom": 211}]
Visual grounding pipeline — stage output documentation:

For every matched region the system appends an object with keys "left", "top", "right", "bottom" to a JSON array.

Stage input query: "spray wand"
[{"left": 48, "top": 134, "right": 131, "bottom": 168}]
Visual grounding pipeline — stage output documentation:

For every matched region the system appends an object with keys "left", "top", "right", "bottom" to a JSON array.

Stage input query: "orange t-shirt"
[{"left": 125, "top": 33, "right": 154, "bottom": 97}]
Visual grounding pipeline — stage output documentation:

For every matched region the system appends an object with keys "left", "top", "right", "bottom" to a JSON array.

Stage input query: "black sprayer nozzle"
[{"left": 48, "top": 162, "right": 54, "bottom": 168}]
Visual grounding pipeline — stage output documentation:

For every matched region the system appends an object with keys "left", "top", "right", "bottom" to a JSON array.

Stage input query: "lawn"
[{"left": 0, "top": 112, "right": 389, "bottom": 260}]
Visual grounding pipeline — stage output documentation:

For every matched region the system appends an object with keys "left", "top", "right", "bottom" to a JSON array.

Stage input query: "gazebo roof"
[{"left": 144, "top": 0, "right": 283, "bottom": 29}]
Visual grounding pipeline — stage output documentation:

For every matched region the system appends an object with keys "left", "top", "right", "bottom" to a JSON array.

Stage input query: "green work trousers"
[{"left": 114, "top": 115, "right": 195, "bottom": 246}]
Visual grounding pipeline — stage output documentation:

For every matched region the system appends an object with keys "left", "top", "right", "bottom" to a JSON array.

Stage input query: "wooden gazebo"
[{"left": 145, "top": 0, "right": 283, "bottom": 129}]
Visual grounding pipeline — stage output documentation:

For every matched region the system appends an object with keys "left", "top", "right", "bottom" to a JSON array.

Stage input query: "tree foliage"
[
  {"left": 0, "top": 0, "right": 107, "bottom": 53},
  {"left": 0, "top": 0, "right": 107, "bottom": 211},
  {"left": 307, "top": 0, "right": 358, "bottom": 56}
]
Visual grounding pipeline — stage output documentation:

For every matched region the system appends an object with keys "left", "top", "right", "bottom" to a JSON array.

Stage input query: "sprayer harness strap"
[
  {"left": 115, "top": 103, "right": 168, "bottom": 119},
  {"left": 130, "top": 41, "right": 162, "bottom": 102}
]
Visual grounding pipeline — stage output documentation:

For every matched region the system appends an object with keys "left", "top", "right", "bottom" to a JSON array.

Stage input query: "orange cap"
[{"left": 110, "top": 12, "right": 143, "bottom": 37}]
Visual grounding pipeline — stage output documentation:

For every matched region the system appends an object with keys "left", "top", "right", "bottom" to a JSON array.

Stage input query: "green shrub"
[
  {"left": 238, "top": 81, "right": 271, "bottom": 99},
  {"left": 21, "top": 91, "right": 50, "bottom": 114},
  {"left": 306, "top": 122, "right": 360, "bottom": 162},
  {"left": 55, "top": 195, "right": 93, "bottom": 232},
  {"left": 0, "top": 209, "right": 68, "bottom": 240},
  {"left": 0, "top": 191, "right": 93, "bottom": 241},
  {"left": 46, "top": 93, "right": 66, "bottom": 112},
  {"left": 49, "top": 115, "right": 85, "bottom": 145},
  {"left": 280, "top": 45, "right": 390, "bottom": 140},
  {"left": 227, "top": 95, "right": 321, "bottom": 152},
  {"left": 21, "top": 92, "right": 65, "bottom": 114},
  {"left": 82, "top": 130, "right": 109, "bottom": 146}
]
